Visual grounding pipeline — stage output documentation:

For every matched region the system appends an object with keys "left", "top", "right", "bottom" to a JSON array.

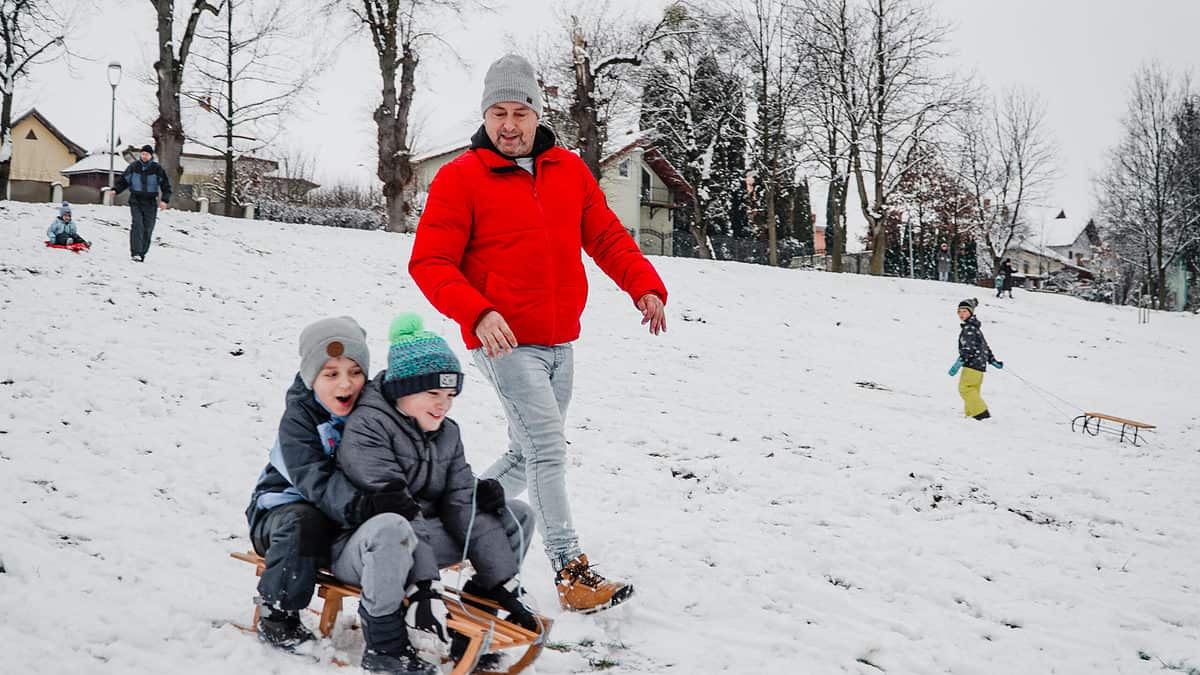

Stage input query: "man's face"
[
  {"left": 484, "top": 102, "right": 538, "bottom": 157},
  {"left": 140, "top": 151, "right": 152, "bottom": 162}
]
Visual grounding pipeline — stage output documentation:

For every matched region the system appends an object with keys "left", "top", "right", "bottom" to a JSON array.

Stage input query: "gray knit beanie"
[
  {"left": 480, "top": 54, "right": 542, "bottom": 118},
  {"left": 58, "top": 201, "right": 71, "bottom": 218},
  {"left": 298, "top": 316, "right": 370, "bottom": 388}
]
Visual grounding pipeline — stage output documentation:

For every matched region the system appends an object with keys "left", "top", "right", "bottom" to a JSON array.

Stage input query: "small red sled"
[{"left": 44, "top": 240, "right": 90, "bottom": 253}]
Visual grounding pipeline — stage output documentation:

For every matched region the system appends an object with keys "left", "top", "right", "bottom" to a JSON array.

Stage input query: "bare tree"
[
  {"left": 187, "top": 0, "right": 317, "bottom": 216},
  {"left": 0, "top": 0, "right": 66, "bottom": 197},
  {"left": 722, "top": 0, "right": 806, "bottom": 267},
  {"left": 348, "top": 0, "right": 469, "bottom": 232},
  {"left": 150, "top": 0, "right": 220, "bottom": 191},
  {"left": 846, "top": 0, "right": 969, "bottom": 275},
  {"left": 953, "top": 88, "right": 1057, "bottom": 274},
  {"left": 1096, "top": 62, "right": 1200, "bottom": 308},
  {"left": 794, "top": 0, "right": 866, "bottom": 272}
]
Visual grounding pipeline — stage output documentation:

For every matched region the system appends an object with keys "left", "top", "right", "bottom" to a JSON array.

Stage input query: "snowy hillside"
[{"left": 2, "top": 202, "right": 1198, "bottom": 674}]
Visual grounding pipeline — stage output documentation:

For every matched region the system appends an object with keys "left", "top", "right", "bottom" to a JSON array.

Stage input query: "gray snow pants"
[{"left": 330, "top": 501, "right": 535, "bottom": 617}]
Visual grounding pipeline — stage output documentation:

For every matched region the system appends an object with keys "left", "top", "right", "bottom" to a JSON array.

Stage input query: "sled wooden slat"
[
  {"left": 1072, "top": 412, "right": 1155, "bottom": 446},
  {"left": 230, "top": 551, "right": 551, "bottom": 675}
]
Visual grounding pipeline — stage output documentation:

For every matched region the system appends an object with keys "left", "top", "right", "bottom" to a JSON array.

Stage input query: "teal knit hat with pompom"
[{"left": 382, "top": 312, "right": 463, "bottom": 401}]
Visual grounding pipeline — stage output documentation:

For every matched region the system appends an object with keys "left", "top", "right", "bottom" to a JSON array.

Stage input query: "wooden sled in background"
[
  {"left": 1071, "top": 412, "right": 1155, "bottom": 446},
  {"left": 230, "top": 551, "right": 552, "bottom": 675}
]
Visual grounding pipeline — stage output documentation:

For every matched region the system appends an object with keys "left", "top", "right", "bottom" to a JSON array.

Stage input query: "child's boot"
[
  {"left": 359, "top": 605, "right": 437, "bottom": 674},
  {"left": 555, "top": 554, "right": 634, "bottom": 613},
  {"left": 463, "top": 577, "right": 540, "bottom": 632},
  {"left": 254, "top": 596, "right": 315, "bottom": 650}
]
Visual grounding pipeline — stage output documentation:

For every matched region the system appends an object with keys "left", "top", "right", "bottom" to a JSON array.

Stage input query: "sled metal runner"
[
  {"left": 1071, "top": 412, "right": 1155, "bottom": 446},
  {"left": 230, "top": 551, "right": 551, "bottom": 675}
]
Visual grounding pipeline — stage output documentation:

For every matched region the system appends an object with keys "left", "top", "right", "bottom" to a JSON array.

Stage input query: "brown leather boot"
[{"left": 555, "top": 554, "right": 634, "bottom": 613}]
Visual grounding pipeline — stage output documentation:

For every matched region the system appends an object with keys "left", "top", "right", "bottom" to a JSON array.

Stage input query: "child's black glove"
[
  {"left": 476, "top": 478, "right": 506, "bottom": 514},
  {"left": 405, "top": 580, "right": 448, "bottom": 643},
  {"left": 357, "top": 480, "right": 420, "bottom": 522}
]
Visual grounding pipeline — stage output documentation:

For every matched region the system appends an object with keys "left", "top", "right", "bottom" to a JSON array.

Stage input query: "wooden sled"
[
  {"left": 1071, "top": 411, "right": 1155, "bottom": 446},
  {"left": 231, "top": 551, "right": 552, "bottom": 675}
]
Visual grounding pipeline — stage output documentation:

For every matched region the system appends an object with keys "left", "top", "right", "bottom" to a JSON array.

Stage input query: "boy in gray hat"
[{"left": 245, "top": 316, "right": 423, "bottom": 659}]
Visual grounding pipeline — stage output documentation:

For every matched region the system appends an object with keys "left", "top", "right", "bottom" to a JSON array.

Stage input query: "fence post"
[
  {"left": 51, "top": 182, "right": 63, "bottom": 204},
  {"left": 243, "top": 203, "right": 255, "bottom": 219},
  {"left": 101, "top": 188, "right": 114, "bottom": 206},
  {"left": 198, "top": 197, "right": 209, "bottom": 214}
]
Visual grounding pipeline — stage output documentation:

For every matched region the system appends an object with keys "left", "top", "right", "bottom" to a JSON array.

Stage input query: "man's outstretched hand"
[
  {"left": 475, "top": 310, "right": 518, "bottom": 358},
  {"left": 638, "top": 293, "right": 666, "bottom": 335}
]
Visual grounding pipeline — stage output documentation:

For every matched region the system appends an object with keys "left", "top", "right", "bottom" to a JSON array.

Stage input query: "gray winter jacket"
[{"left": 337, "top": 372, "right": 477, "bottom": 579}]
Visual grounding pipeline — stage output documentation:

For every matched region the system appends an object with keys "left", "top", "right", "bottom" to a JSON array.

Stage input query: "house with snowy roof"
[
  {"left": 5, "top": 108, "right": 87, "bottom": 202},
  {"left": 1003, "top": 210, "right": 1101, "bottom": 287}
]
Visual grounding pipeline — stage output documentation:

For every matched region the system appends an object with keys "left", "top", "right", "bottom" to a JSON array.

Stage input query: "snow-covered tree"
[
  {"left": 539, "top": 1, "right": 686, "bottom": 179},
  {"left": 0, "top": 0, "right": 67, "bottom": 198},
  {"left": 1096, "top": 62, "right": 1200, "bottom": 309},
  {"left": 639, "top": 7, "right": 746, "bottom": 260}
]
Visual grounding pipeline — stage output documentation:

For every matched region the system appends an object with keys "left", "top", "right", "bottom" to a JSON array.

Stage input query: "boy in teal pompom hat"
[{"left": 336, "top": 313, "right": 543, "bottom": 667}]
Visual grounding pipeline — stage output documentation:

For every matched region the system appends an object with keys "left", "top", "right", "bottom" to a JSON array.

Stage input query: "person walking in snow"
[
  {"left": 336, "top": 313, "right": 540, "bottom": 672},
  {"left": 46, "top": 202, "right": 89, "bottom": 247},
  {"left": 112, "top": 144, "right": 171, "bottom": 262},
  {"left": 948, "top": 298, "right": 1003, "bottom": 420},
  {"left": 936, "top": 243, "right": 951, "bottom": 282},
  {"left": 996, "top": 258, "right": 1016, "bottom": 298},
  {"left": 246, "top": 317, "right": 422, "bottom": 659},
  {"left": 408, "top": 53, "right": 667, "bottom": 614}
]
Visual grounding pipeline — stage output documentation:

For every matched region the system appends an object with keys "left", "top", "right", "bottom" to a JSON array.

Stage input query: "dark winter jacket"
[
  {"left": 957, "top": 316, "right": 995, "bottom": 372},
  {"left": 336, "top": 372, "right": 477, "bottom": 581},
  {"left": 245, "top": 374, "right": 367, "bottom": 531},
  {"left": 114, "top": 159, "right": 172, "bottom": 204},
  {"left": 409, "top": 124, "right": 668, "bottom": 350}
]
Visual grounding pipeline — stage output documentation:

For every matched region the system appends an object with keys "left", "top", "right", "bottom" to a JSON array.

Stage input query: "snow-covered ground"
[{"left": 2, "top": 202, "right": 1198, "bottom": 674}]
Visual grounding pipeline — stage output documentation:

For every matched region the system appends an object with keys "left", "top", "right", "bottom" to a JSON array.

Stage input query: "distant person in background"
[
  {"left": 996, "top": 258, "right": 1016, "bottom": 298},
  {"left": 948, "top": 298, "right": 1003, "bottom": 420},
  {"left": 113, "top": 144, "right": 171, "bottom": 263},
  {"left": 937, "top": 243, "right": 952, "bottom": 282},
  {"left": 46, "top": 202, "right": 89, "bottom": 248}
]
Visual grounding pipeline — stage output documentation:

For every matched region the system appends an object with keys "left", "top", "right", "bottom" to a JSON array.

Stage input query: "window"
[
  {"left": 1067, "top": 249, "right": 1073, "bottom": 259},
  {"left": 25, "top": 129, "right": 37, "bottom": 140},
  {"left": 1023, "top": 262, "right": 1030, "bottom": 274},
  {"left": 618, "top": 158, "right": 631, "bottom": 178}
]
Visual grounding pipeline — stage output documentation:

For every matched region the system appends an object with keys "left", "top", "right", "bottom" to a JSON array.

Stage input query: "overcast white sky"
[{"left": 19, "top": 0, "right": 1200, "bottom": 230}]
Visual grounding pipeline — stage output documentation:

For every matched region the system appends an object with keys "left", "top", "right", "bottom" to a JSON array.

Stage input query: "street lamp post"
[{"left": 107, "top": 62, "right": 122, "bottom": 191}]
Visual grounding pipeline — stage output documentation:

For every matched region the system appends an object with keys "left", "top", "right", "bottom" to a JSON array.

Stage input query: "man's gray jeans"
[{"left": 473, "top": 344, "right": 581, "bottom": 569}]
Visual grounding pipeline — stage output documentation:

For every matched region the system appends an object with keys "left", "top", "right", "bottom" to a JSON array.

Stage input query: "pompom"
[{"left": 389, "top": 312, "right": 424, "bottom": 343}]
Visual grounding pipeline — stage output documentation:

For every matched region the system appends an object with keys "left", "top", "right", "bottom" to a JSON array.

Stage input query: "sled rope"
[{"left": 1004, "top": 367, "right": 1083, "bottom": 420}]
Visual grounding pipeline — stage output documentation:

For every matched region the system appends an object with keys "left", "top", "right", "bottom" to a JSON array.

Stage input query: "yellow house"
[{"left": 8, "top": 108, "right": 87, "bottom": 201}]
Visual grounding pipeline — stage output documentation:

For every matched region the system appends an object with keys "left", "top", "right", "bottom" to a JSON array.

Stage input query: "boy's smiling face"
[
  {"left": 312, "top": 356, "right": 365, "bottom": 416},
  {"left": 396, "top": 388, "right": 456, "bottom": 432}
]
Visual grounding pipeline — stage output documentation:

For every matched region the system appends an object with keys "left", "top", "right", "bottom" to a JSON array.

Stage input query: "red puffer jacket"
[{"left": 409, "top": 127, "right": 668, "bottom": 350}]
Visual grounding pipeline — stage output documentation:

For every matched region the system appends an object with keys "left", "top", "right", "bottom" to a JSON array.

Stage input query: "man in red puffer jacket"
[{"left": 410, "top": 53, "right": 667, "bottom": 614}]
